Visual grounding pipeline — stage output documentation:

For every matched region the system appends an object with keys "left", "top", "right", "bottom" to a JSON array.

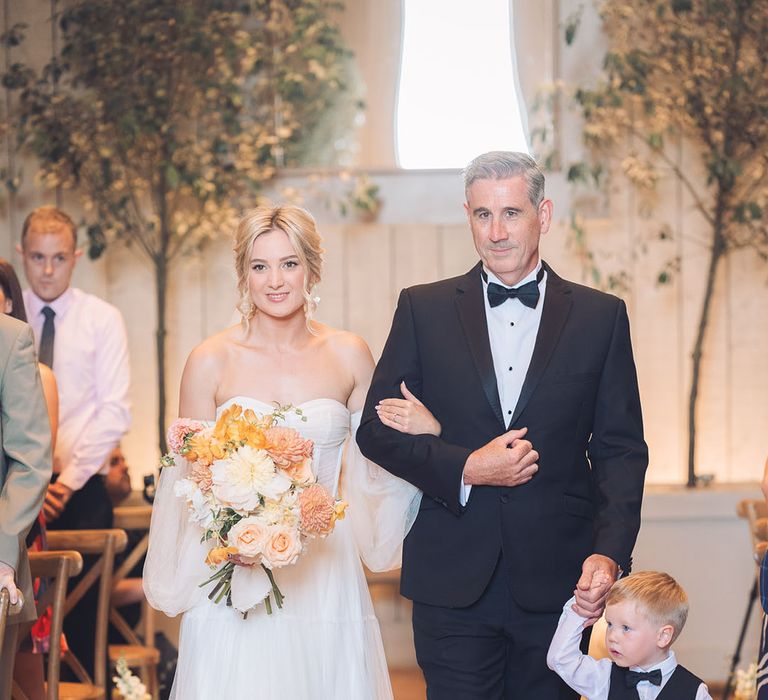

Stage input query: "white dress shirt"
[
  {"left": 547, "top": 597, "right": 712, "bottom": 700},
  {"left": 23, "top": 287, "right": 131, "bottom": 491},
  {"left": 460, "top": 260, "right": 546, "bottom": 505}
]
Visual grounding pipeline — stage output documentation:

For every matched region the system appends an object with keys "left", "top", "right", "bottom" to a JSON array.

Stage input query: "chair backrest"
[
  {"left": 737, "top": 499, "right": 768, "bottom": 575},
  {"left": 110, "top": 506, "right": 153, "bottom": 646},
  {"left": 27, "top": 550, "right": 84, "bottom": 699},
  {"left": 45, "top": 529, "right": 127, "bottom": 692},
  {"left": 0, "top": 587, "right": 9, "bottom": 648}
]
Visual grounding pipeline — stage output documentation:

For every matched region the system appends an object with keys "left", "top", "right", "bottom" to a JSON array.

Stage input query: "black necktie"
[
  {"left": 624, "top": 668, "right": 662, "bottom": 688},
  {"left": 39, "top": 306, "right": 55, "bottom": 368},
  {"left": 484, "top": 267, "right": 545, "bottom": 309}
]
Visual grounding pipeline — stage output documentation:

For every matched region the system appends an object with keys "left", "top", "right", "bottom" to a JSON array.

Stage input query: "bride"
[{"left": 143, "top": 205, "right": 433, "bottom": 699}]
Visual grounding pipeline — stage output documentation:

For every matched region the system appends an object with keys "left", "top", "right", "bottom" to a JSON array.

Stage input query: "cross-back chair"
[
  {"left": 11, "top": 550, "right": 84, "bottom": 700},
  {"left": 108, "top": 505, "right": 158, "bottom": 698},
  {"left": 44, "top": 529, "right": 127, "bottom": 700}
]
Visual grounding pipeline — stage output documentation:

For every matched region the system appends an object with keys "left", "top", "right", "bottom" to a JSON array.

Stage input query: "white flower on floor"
[
  {"left": 734, "top": 662, "right": 757, "bottom": 700},
  {"left": 113, "top": 657, "right": 150, "bottom": 700}
]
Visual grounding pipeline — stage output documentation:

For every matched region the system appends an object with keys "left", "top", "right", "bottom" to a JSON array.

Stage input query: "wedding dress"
[{"left": 144, "top": 397, "right": 421, "bottom": 699}]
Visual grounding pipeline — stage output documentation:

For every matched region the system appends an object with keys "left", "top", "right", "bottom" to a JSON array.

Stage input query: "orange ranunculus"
[
  {"left": 334, "top": 500, "right": 348, "bottom": 522},
  {"left": 243, "top": 408, "right": 272, "bottom": 429},
  {"left": 205, "top": 546, "right": 238, "bottom": 567},
  {"left": 186, "top": 433, "right": 226, "bottom": 466},
  {"left": 264, "top": 427, "right": 314, "bottom": 469},
  {"left": 212, "top": 404, "right": 242, "bottom": 441},
  {"left": 298, "top": 484, "right": 337, "bottom": 536},
  {"left": 211, "top": 404, "right": 269, "bottom": 447}
]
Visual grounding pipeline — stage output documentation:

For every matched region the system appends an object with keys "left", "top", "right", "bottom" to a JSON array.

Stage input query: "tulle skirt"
[{"left": 169, "top": 519, "right": 394, "bottom": 699}]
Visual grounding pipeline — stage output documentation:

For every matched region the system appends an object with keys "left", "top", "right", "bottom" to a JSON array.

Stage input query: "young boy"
[{"left": 547, "top": 571, "right": 712, "bottom": 699}]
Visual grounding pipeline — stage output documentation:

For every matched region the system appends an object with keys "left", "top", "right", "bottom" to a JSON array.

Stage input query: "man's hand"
[
  {"left": 0, "top": 561, "right": 18, "bottom": 605},
  {"left": 572, "top": 554, "right": 619, "bottom": 621},
  {"left": 463, "top": 428, "right": 539, "bottom": 487},
  {"left": 43, "top": 482, "right": 74, "bottom": 522}
]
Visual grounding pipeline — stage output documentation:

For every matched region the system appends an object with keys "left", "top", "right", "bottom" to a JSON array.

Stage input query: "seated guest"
[
  {"left": 18, "top": 206, "right": 132, "bottom": 679},
  {"left": 547, "top": 570, "right": 712, "bottom": 699},
  {"left": 0, "top": 313, "right": 52, "bottom": 697},
  {"left": 105, "top": 446, "right": 132, "bottom": 507}
]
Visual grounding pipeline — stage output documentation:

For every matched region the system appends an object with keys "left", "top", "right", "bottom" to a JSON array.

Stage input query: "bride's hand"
[{"left": 376, "top": 381, "right": 441, "bottom": 436}]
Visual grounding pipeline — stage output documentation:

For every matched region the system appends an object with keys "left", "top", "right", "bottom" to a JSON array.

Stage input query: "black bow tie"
[
  {"left": 484, "top": 267, "right": 545, "bottom": 309},
  {"left": 624, "top": 669, "right": 662, "bottom": 688}
]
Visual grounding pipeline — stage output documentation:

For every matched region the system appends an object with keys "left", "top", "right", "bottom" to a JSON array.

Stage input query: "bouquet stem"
[{"left": 261, "top": 564, "right": 284, "bottom": 613}]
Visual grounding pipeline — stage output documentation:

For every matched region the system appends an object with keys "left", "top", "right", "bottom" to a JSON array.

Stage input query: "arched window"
[{"left": 396, "top": 0, "right": 528, "bottom": 169}]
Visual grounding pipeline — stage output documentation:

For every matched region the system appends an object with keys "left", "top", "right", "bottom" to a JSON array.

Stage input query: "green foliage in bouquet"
[
  {"left": 1, "top": 0, "right": 352, "bottom": 453},
  {"left": 536, "top": 0, "right": 768, "bottom": 486}
]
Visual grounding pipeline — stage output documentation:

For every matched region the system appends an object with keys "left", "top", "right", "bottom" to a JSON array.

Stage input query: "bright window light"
[{"left": 396, "top": 0, "right": 528, "bottom": 169}]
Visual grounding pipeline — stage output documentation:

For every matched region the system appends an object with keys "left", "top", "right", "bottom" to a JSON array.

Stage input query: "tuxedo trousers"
[{"left": 412, "top": 553, "right": 581, "bottom": 700}]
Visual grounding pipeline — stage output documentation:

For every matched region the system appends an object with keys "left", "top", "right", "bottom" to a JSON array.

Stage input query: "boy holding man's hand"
[{"left": 547, "top": 571, "right": 712, "bottom": 699}]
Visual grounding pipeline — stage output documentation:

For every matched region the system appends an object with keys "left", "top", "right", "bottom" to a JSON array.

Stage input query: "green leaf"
[
  {"left": 567, "top": 162, "right": 588, "bottom": 184},
  {"left": 648, "top": 132, "right": 663, "bottom": 150},
  {"left": 165, "top": 164, "right": 180, "bottom": 189},
  {"left": 748, "top": 202, "right": 763, "bottom": 220},
  {"left": 563, "top": 7, "right": 583, "bottom": 46}
]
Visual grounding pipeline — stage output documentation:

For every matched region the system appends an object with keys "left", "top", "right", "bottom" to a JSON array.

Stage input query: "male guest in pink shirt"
[{"left": 18, "top": 205, "right": 131, "bottom": 675}]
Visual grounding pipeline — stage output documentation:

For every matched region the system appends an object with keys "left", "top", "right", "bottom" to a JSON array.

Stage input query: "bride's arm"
[
  {"left": 178, "top": 342, "right": 220, "bottom": 420},
  {"left": 143, "top": 341, "right": 219, "bottom": 615},
  {"left": 343, "top": 333, "right": 440, "bottom": 438},
  {"left": 375, "top": 381, "right": 441, "bottom": 437},
  {"left": 339, "top": 334, "right": 422, "bottom": 572}
]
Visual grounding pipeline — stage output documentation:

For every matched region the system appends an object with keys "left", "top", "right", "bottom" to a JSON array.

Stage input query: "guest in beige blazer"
[{"left": 0, "top": 313, "right": 52, "bottom": 696}]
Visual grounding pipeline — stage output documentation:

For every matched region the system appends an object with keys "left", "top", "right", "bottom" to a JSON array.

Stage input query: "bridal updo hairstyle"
[{"left": 234, "top": 205, "right": 324, "bottom": 325}]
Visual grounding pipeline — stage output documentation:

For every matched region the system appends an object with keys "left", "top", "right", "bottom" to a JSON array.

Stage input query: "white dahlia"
[{"left": 211, "top": 445, "right": 291, "bottom": 514}]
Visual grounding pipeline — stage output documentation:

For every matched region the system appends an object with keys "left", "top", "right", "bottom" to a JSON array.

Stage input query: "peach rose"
[
  {"left": 261, "top": 526, "right": 302, "bottom": 569},
  {"left": 264, "top": 427, "right": 314, "bottom": 469},
  {"left": 281, "top": 456, "right": 314, "bottom": 485},
  {"left": 298, "top": 484, "right": 337, "bottom": 536},
  {"left": 228, "top": 517, "right": 270, "bottom": 563}
]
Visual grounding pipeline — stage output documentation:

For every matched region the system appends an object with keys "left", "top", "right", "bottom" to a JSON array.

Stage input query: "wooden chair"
[
  {"left": 44, "top": 529, "right": 127, "bottom": 700},
  {"left": 11, "top": 551, "right": 84, "bottom": 700},
  {"left": 108, "top": 505, "right": 159, "bottom": 699},
  {"left": 723, "top": 498, "right": 768, "bottom": 698},
  {"left": 0, "top": 587, "right": 10, "bottom": 649}
]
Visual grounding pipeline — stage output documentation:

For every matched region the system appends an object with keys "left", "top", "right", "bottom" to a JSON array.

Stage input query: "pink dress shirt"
[{"left": 23, "top": 287, "right": 131, "bottom": 491}]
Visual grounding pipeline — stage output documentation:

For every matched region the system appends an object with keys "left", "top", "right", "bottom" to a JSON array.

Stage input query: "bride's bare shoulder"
[
  {"left": 317, "top": 324, "right": 373, "bottom": 366},
  {"left": 184, "top": 326, "right": 243, "bottom": 373}
]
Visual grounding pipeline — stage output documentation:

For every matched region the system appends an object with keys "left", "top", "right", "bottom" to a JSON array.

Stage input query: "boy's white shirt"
[{"left": 546, "top": 597, "right": 712, "bottom": 700}]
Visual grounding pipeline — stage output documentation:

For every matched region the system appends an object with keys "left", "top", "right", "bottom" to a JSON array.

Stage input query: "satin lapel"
[
  {"left": 509, "top": 263, "right": 573, "bottom": 427},
  {"left": 455, "top": 263, "right": 506, "bottom": 430}
]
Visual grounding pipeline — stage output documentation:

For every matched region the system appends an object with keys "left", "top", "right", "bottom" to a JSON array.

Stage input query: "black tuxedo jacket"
[{"left": 357, "top": 261, "right": 647, "bottom": 611}]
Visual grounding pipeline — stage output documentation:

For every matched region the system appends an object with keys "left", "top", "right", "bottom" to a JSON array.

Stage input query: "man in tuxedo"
[
  {"left": 0, "top": 313, "right": 52, "bottom": 696},
  {"left": 357, "top": 151, "right": 648, "bottom": 698}
]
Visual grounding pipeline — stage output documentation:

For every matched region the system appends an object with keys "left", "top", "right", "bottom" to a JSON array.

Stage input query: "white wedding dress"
[{"left": 144, "top": 397, "right": 421, "bottom": 699}]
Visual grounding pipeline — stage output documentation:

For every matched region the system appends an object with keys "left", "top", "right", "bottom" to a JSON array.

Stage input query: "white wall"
[{"left": 2, "top": 0, "right": 767, "bottom": 487}]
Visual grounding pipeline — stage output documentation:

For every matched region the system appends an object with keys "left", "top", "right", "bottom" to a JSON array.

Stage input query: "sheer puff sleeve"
[
  {"left": 342, "top": 411, "right": 422, "bottom": 572},
  {"left": 143, "top": 452, "right": 209, "bottom": 617}
]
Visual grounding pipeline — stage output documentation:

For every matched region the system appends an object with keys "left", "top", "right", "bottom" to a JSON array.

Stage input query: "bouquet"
[{"left": 162, "top": 403, "right": 346, "bottom": 614}]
